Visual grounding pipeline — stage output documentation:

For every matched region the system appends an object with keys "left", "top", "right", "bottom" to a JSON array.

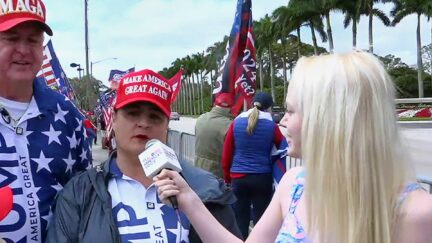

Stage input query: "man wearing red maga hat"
[
  {"left": 0, "top": 0, "right": 91, "bottom": 242},
  {"left": 47, "top": 69, "right": 242, "bottom": 242}
]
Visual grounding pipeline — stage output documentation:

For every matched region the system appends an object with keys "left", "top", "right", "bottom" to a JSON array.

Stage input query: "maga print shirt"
[
  {"left": 0, "top": 79, "right": 91, "bottom": 243},
  {"left": 108, "top": 158, "right": 190, "bottom": 243}
]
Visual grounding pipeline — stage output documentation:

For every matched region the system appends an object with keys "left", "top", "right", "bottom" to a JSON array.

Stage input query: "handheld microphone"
[
  {"left": 138, "top": 139, "right": 182, "bottom": 209},
  {"left": 0, "top": 186, "right": 13, "bottom": 221}
]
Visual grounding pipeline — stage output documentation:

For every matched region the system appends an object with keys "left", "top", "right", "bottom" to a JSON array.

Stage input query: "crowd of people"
[{"left": 0, "top": 0, "right": 431, "bottom": 243}]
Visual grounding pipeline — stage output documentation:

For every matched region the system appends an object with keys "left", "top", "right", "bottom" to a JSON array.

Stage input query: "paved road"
[
  {"left": 400, "top": 128, "right": 432, "bottom": 178},
  {"left": 91, "top": 133, "right": 109, "bottom": 166},
  {"left": 169, "top": 117, "right": 196, "bottom": 135}
]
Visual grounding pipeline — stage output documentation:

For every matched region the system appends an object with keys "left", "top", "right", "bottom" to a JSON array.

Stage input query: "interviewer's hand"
[{"left": 153, "top": 169, "right": 200, "bottom": 210}]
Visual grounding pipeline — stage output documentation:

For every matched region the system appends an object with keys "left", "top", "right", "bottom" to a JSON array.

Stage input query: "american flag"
[
  {"left": 98, "top": 90, "right": 116, "bottom": 137},
  {"left": 37, "top": 40, "right": 76, "bottom": 101},
  {"left": 213, "top": 0, "right": 257, "bottom": 116}
]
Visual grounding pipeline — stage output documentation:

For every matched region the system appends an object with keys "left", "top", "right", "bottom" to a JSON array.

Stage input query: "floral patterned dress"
[
  {"left": 274, "top": 170, "right": 425, "bottom": 243},
  {"left": 274, "top": 170, "right": 309, "bottom": 243}
]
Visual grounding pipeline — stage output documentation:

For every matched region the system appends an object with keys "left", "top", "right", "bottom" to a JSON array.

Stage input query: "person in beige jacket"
[{"left": 194, "top": 93, "right": 233, "bottom": 178}]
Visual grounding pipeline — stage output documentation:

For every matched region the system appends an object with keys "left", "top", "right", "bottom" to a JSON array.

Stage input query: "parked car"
[
  {"left": 170, "top": 112, "right": 180, "bottom": 120},
  {"left": 271, "top": 106, "right": 284, "bottom": 123}
]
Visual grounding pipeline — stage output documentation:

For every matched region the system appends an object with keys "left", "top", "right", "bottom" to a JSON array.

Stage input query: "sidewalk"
[{"left": 91, "top": 133, "right": 109, "bottom": 166}]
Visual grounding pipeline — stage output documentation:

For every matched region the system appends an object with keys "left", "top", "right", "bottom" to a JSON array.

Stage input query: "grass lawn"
[{"left": 398, "top": 117, "right": 432, "bottom": 121}]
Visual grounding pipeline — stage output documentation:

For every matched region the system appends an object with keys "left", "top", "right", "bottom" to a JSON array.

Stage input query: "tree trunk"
[
  {"left": 417, "top": 13, "right": 424, "bottom": 98},
  {"left": 187, "top": 76, "right": 193, "bottom": 115},
  {"left": 183, "top": 79, "right": 189, "bottom": 114},
  {"left": 194, "top": 73, "right": 201, "bottom": 114},
  {"left": 282, "top": 56, "right": 288, "bottom": 103},
  {"left": 326, "top": 11, "right": 334, "bottom": 52},
  {"left": 368, "top": 4, "right": 373, "bottom": 53},
  {"left": 180, "top": 80, "right": 185, "bottom": 114},
  {"left": 210, "top": 71, "right": 214, "bottom": 105},
  {"left": 269, "top": 45, "right": 276, "bottom": 102},
  {"left": 191, "top": 75, "right": 196, "bottom": 115},
  {"left": 353, "top": 18, "right": 357, "bottom": 49},
  {"left": 200, "top": 71, "right": 204, "bottom": 113},
  {"left": 259, "top": 57, "right": 264, "bottom": 91},
  {"left": 297, "top": 28, "right": 302, "bottom": 58},
  {"left": 310, "top": 22, "right": 318, "bottom": 55}
]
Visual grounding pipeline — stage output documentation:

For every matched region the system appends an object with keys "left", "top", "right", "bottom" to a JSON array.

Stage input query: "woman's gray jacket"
[{"left": 46, "top": 152, "right": 242, "bottom": 242}]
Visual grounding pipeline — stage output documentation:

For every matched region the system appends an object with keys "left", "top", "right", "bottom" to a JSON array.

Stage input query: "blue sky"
[{"left": 43, "top": 0, "right": 431, "bottom": 86}]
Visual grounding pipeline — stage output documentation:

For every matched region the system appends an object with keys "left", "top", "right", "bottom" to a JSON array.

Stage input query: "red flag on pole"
[
  {"left": 168, "top": 69, "right": 183, "bottom": 102},
  {"left": 213, "top": 0, "right": 256, "bottom": 116}
]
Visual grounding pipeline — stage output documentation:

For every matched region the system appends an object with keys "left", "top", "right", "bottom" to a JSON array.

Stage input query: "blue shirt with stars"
[
  {"left": 0, "top": 79, "right": 91, "bottom": 243},
  {"left": 108, "top": 157, "right": 190, "bottom": 243}
]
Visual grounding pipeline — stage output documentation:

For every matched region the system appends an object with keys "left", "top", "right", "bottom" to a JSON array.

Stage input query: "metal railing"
[
  {"left": 167, "top": 129, "right": 303, "bottom": 167},
  {"left": 395, "top": 98, "right": 432, "bottom": 104},
  {"left": 167, "top": 130, "right": 196, "bottom": 164}
]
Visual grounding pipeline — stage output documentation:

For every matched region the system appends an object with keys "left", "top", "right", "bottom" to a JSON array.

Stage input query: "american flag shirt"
[
  {"left": 0, "top": 79, "right": 91, "bottom": 242},
  {"left": 108, "top": 158, "right": 190, "bottom": 243}
]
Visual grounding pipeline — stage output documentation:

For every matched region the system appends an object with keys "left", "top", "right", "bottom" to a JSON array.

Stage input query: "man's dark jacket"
[{"left": 46, "top": 152, "right": 242, "bottom": 242}]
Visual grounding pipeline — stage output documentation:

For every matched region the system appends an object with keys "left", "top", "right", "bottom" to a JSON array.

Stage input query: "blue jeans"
[{"left": 231, "top": 173, "right": 273, "bottom": 239}]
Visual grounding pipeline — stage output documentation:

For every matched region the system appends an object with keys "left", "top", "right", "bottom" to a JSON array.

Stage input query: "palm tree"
[
  {"left": 364, "top": 0, "right": 392, "bottom": 53},
  {"left": 253, "top": 20, "right": 266, "bottom": 91},
  {"left": 313, "top": 0, "right": 344, "bottom": 52},
  {"left": 192, "top": 52, "right": 206, "bottom": 113},
  {"left": 284, "top": 0, "right": 327, "bottom": 55},
  {"left": 255, "top": 15, "right": 277, "bottom": 101},
  {"left": 391, "top": 0, "right": 431, "bottom": 97},
  {"left": 272, "top": 6, "right": 303, "bottom": 57},
  {"left": 342, "top": 0, "right": 364, "bottom": 48}
]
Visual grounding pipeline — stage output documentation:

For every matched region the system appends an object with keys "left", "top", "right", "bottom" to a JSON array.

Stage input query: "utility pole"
[{"left": 84, "top": 0, "right": 90, "bottom": 77}]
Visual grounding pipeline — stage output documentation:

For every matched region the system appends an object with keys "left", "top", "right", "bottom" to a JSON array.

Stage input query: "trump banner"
[
  {"left": 37, "top": 40, "right": 76, "bottom": 101},
  {"left": 109, "top": 68, "right": 135, "bottom": 90},
  {"left": 213, "top": 0, "right": 257, "bottom": 116}
]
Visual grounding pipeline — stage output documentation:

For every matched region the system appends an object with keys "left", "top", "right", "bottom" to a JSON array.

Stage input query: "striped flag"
[
  {"left": 271, "top": 139, "right": 288, "bottom": 187},
  {"left": 37, "top": 40, "right": 76, "bottom": 101},
  {"left": 98, "top": 90, "right": 116, "bottom": 137},
  {"left": 213, "top": 0, "right": 257, "bottom": 116}
]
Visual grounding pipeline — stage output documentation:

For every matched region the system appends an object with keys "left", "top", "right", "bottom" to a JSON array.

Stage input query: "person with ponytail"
[{"left": 220, "top": 91, "right": 284, "bottom": 239}]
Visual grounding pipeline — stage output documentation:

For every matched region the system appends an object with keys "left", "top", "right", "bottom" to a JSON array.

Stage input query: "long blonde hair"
[
  {"left": 246, "top": 105, "right": 260, "bottom": 135},
  {"left": 289, "top": 52, "right": 414, "bottom": 243}
]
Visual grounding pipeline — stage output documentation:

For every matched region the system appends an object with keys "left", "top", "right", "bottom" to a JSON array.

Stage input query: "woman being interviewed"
[
  {"left": 155, "top": 51, "right": 432, "bottom": 243},
  {"left": 46, "top": 69, "right": 241, "bottom": 242},
  {"left": 221, "top": 91, "right": 284, "bottom": 239}
]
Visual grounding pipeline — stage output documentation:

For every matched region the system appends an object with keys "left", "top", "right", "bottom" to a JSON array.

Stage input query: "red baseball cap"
[
  {"left": 0, "top": 0, "right": 53, "bottom": 36},
  {"left": 115, "top": 69, "right": 172, "bottom": 118},
  {"left": 214, "top": 93, "right": 234, "bottom": 108}
]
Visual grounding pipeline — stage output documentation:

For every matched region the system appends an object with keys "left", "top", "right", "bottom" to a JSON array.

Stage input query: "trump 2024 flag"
[{"left": 213, "top": 0, "right": 257, "bottom": 116}]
